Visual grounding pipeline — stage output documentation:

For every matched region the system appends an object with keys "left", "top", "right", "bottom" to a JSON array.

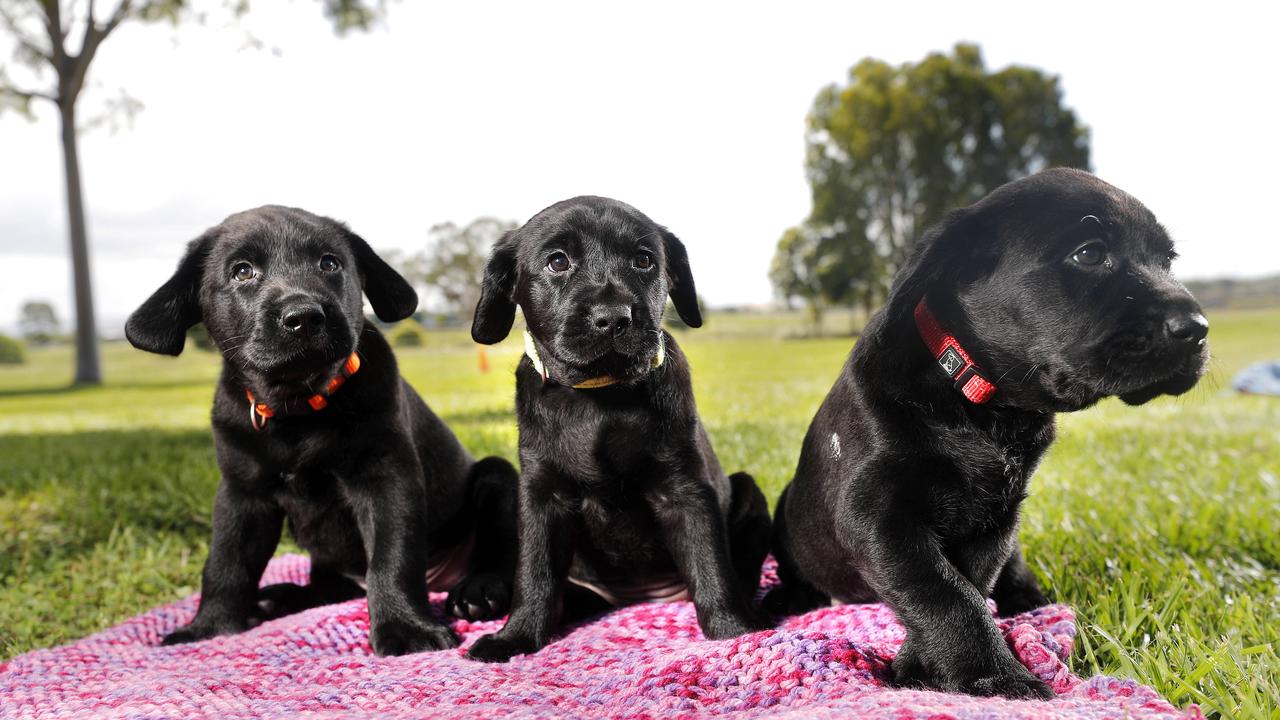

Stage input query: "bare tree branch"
[
  {"left": 0, "top": 79, "right": 57, "bottom": 117},
  {"left": 59, "top": 0, "right": 130, "bottom": 103},
  {"left": 83, "top": 0, "right": 129, "bottom": 53},
  {"left": 99, "top": 0, "right": 134, "bottom": 36},
  {"left": 39, "top": 0, "right": 67, "bottom": 69},
  {"left": 0, "top": 82, "right": 57, "bottom": 102},
  {"left": 79, "top": 0, "right": 98, "bottom": 61}
]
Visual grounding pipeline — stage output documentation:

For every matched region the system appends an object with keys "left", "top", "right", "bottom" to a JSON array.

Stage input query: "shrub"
[
  {"left": 387, "top": 320, "right": 429, "bottom": 347},
  {"left": 187, "top": 324, "right": 216, "bottom": 351},
  {"left": 0, "top": 334, "right": 26, "bottom": 364}
]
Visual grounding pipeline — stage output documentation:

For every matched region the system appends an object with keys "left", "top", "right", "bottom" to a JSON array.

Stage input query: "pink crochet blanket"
[{"left": 0, "top": 555, "right": 1197, "bottom": 719}]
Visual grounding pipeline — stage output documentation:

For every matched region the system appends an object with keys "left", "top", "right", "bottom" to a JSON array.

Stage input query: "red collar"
[
  {"left": 245, "top": 352, "right": 362, "bottom": 430},
  {"left": 913, "top": 299, "right": 997, "bottom": 405}
]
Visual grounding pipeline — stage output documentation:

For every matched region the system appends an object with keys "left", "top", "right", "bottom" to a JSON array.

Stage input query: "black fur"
[
  {"left": 767, "top": 169, "right": 1210, "bottom": 698},
  {"left": 465, "top": 196, "right": 770, "bottom": 662},
  {"left": 126, "top": 205, "right": 518, "bottom": 655}
]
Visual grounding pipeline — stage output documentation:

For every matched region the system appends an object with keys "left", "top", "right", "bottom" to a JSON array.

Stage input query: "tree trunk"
[
  {"left": 59, "top": 101, "right": 101, "bottom": 385},
  {"left": 807, "top": 301, "right": 824, "bottom": 337}
]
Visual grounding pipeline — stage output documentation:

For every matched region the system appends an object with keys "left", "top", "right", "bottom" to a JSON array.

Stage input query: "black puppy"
[
  {"left": 767, "top": 169, "right": 1209, "bottom": 698},
  {"left": 465, "top": 196, "right": 772, "bottom": 662},
  {"left": 126, "top": 206, "right": 518, "bottom": 655}
]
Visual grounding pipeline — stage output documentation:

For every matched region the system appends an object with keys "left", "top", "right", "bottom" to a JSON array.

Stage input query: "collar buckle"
[{"left": 914, "top": 298, "right": 998, "bottom": 405}]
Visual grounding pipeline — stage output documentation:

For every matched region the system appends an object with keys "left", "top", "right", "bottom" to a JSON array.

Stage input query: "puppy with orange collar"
[{"left": 127, "top": 206, "right": 519, "bottom": 655}]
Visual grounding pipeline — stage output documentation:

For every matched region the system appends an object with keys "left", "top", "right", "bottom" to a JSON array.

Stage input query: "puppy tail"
[
  {"left": 762, "top": 484, "right": 830, "bottom": 615},
  {"left": 468, "top": 456, "right": 519, "bottom": 496},
  {"left": 463, "top": 455, "right": 520, "bottom": 580},
  {"left": 726, "top": 472, "right": 771, "bottom": 597}
]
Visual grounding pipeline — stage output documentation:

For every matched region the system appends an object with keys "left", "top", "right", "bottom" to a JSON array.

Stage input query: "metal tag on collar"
[
  {"left": 938, "top": 347, "right": 965, "bottom": 378},
  {"left": 247, "top": 395, "right": 271, "bottom": 431}
]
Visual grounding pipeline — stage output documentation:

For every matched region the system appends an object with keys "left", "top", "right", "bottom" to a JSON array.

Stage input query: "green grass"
[{"left": 1, "top": 310, "right": 1278, "bottom": 717}]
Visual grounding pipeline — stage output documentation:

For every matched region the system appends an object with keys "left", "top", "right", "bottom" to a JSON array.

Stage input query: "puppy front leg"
[
  {"left": 468, "top": 465, "right": 576, "bottom": 663},
  {"left": 857, "top": 520, "right": 1052, "bottom": 699},
  {"left": 652, "top": 479, "right": 769, "bottom": 640},
  {"left": 990, "top": 540, "right": 1050, "bottom": 616},
  {"left": 346, "top": 451, "right": 456, "bottom": 656},
  {"left": 163, "top": 481, "right": 283, "bottom": 645}
]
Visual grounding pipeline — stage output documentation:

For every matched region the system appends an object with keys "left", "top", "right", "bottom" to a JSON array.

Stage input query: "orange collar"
[{"left": 245, "top": 352, "right": 361, "bottom": 430}]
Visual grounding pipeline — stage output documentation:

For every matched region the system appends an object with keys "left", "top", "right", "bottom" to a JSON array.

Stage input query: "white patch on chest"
[{"left": 829, "top": 432, "right": 842, "bottom": 459}]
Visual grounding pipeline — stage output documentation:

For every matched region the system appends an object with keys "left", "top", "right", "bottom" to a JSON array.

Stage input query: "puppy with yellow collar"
[{"left": 467, "top": 196, "right": 772, "bottom": 662}]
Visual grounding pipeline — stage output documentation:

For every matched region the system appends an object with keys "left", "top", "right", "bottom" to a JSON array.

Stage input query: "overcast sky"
[{"left": 2, "top": 1, "right": 1277, "bottom": 335}]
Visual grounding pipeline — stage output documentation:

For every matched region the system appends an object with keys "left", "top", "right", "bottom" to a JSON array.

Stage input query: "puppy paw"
[
  {"left": 161, "top": 616, "right": 254, "bottom": 646},
  {"left": 466, "top": 633, "right": 540, "bottom": 662},
  {"left": 446, "top": 572, "right": 512, "bottom": 621},
  {"left": 761, "top": 587, "right": 790, "bottom": 615},
  {"left": 963, "top": 673, "right": 1054, "bottom": 700},
  {"left": 993, "top": 590, "right": 1051, "bottom": 617},
  {"left": 889, "top": 641, "right": 929, "bottom": 687},
  {"left": 255, "top": 582, "right": 312, "bottom": 620},
  {"left": 891, "top": 645, "right": 1053, "bottom": 700},
  {"left": 762, "top": 585, "right": 828, "bottom": 616},
  {"left": 369, "top": 619, "right": 458, "bottom": 656},
  {"left": 700, "top": 607, "right": 771, "bottom": 640}
]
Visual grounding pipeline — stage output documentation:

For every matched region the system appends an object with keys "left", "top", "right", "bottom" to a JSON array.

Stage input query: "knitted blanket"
[{"left": 0, "top": 555, "right": 1198, "bottom": 719}]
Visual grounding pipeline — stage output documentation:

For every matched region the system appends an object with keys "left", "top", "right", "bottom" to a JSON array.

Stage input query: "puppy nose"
[
  {"left": 1164, "top": 311, "right": 1208, "bottom": 345},
  {"left": 281, "top": 303, "right": 326, "bottom": 337},
  {"left": 591, "top": 305, "right": 632, "bottom": 337}
]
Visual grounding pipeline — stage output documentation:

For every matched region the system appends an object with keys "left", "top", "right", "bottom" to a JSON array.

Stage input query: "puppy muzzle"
[
  {"left": 1076, "top": 309, "right": 1210, "bottom": 406},
  {"left": 241, "top": 296, "right": 357, "bottom": 379},
  {"left": 529, "top": 328, "right": 665, "bottom": 387}
]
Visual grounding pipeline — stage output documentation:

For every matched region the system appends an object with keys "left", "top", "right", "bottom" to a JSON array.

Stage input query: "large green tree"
[
  {"left": 0, "top": 0, "right": 381, "bottom": 384},
  {"left": 773, "top": 43, "right": 1091, "bottom": 320}
]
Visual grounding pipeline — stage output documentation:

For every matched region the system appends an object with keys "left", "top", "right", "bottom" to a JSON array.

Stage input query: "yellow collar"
[{"left": 523, "top": 330, "right": 665, "bottom": 389}]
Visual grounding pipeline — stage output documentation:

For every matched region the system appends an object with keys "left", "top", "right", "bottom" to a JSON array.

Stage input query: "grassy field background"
[{"left": 1, "top": 309, "right": 1277, "bottom": 718}]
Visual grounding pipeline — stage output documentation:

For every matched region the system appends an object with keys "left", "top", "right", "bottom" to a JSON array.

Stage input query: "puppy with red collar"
[{"left": 767, "top": 169, "right": 1210, "bottom": 698}]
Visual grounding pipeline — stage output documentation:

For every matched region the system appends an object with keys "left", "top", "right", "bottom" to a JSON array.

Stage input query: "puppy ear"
[
  {"left": 662, "top": 229, "right": 703, "bottom": 328},
  {"left": 472, "top": 231, "right": 519, "bottom": 344},
  {"left": 343, "top": 229, "right": 419, "bottom": 322},
  {"left": 882, "top": 208, "right": 980, "bottom": 327},
  {"left": 125, "top": 233, "right": 213, "bottom": 356}
]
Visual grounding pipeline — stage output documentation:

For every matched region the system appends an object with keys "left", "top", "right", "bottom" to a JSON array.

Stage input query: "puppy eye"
[
  {"left": 547, "top": 252, "right": 571, "bottom": 273},
  {"left": 319, "top": 254, "right": 341, "bottom": 273},
  {"left": 1070, "top": 241, "right": 1108, "bottom": 267},
  {"left": 634, "top": 251, "right": 653, "bottom": 270},
  {"left": 232, "top": 262, "right": 256, "bottom": 282}
]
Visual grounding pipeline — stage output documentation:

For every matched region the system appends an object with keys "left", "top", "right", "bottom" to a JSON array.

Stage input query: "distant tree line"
[
  {"left": 1184, "top": 275, "right": 1280, "bottom": 310},
  {"left": 771, "top": 43, "right": 1091, "bottom": 331},
  {"left": 18, "top": 300, "right": 61, "bottom": 344},
  {"left": 385, "top": 217, "right": 516, "bottom": 329}
]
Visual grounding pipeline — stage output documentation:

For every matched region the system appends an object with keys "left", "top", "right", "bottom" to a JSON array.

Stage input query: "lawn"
[{"left": 1, "top": 309, "right": 1277, "bottom": 718}]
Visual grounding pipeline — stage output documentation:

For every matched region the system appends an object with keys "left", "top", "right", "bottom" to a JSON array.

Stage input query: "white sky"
[{"left": 1, "top": 1, "right": 1277, "bottom": 335}]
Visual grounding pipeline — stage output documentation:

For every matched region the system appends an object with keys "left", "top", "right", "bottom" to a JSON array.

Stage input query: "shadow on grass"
[
  {"left": 0, "top": 428, "right": 220, "bottom": 581},
  {"left": 0, "top": 379, "right": 217, "bottom": 398}
]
